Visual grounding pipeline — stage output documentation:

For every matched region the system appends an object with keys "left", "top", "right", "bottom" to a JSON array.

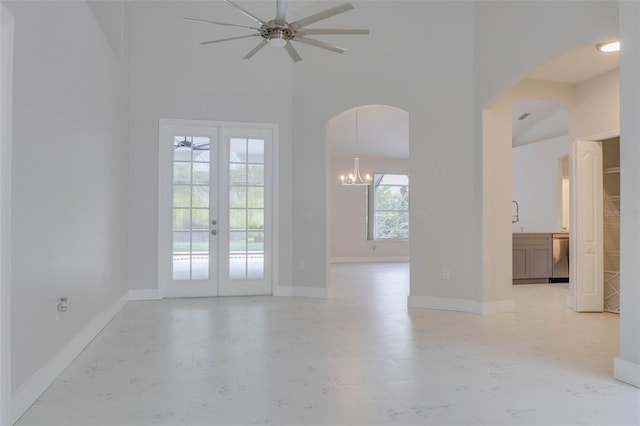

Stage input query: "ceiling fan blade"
[
  {"left": 200, "top": 34, "right": 260, "bottom": 45},
  {"left": 284, "top": 41, "right": 302, "bottom": 62},
  {"left": 297, "top": 28, "right": 369, "bottom": 36},
  {"left": 274, "top": 0, "right": 289, "bottom": 26},
  {"left": 243, "top": 40, "right": 268, "bottom": 59},
  {"left": 184, "top": 17, "right": 260, "bottom": 31},
  {"left": 223, "top": 0, "right": 266, "bottom": 25},
  {"left": 291, "top": 3, "right": 354, "bottom": 29},
  {"left": 293, "top": 36, "right": 346, "bottom": 54}
]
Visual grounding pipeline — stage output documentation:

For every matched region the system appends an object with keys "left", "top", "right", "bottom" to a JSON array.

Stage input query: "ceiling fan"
[{"left": 184, "top": 0, "right": 369, "bottom": 62}]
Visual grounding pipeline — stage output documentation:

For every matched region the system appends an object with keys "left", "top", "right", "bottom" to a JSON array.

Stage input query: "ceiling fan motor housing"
[{"left": 262, "top": 24, "right": 295, "bottom": 46}]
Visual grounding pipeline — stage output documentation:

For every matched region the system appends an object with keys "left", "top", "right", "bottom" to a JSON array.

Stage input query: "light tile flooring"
[{"left": 17, "top": 263, "right": 640, "bottom": 425}]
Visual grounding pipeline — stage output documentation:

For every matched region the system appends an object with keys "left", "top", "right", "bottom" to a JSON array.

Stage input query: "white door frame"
[
  {"left": 0, "top": 4, "right": 13, "bottom": 424},
  {"left": 569, "top": 130, "right": 619, "bottom": 311},
  {"left": 157, "top": 119, "right": 279, "bottom": 298}
]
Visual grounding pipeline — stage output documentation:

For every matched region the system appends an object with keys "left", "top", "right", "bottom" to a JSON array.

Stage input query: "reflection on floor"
[{"left": 17, "top": 263, "right": 639, "bottom": 425}]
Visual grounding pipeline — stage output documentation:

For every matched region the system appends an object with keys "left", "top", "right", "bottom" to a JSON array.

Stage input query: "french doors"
[{"left": 158, "top": 119, "right": 274, "bottom": 297}]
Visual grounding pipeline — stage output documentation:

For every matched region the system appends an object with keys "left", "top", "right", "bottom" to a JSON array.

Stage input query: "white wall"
[
  {"left": 292, "top": 1, "right": 477, "bottom": 301},
  {"left": 4, "top": 0, "right": 129, "bottom": 395},
  {"left": 512, "top": 136, "right": 569, "bottom": 233},
  {"left": 124, "top": 1, "right": 474, "bottom": 302},
  {"left": 618, "top": 0, "right": 640, "bottom": 387},
  {"left": 126, "top": 1, "right": 294, "bottom": 292},
  {"left": 0, "top": 4, "right": 13, "bottom": 424},
  {"left": 570, "top": 69, "right": 620, "bottom": 140},
  {"left": 330, "top": 156, "right": 409, "bottom": 261}
]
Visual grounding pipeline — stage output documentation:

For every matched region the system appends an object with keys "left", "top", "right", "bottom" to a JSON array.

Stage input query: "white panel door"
[
  {"left": 158, "top": 120, "right": 273, "bottom": 297},
  {"left": 573, "top": 141, "right": 604, "bottom": 312}
]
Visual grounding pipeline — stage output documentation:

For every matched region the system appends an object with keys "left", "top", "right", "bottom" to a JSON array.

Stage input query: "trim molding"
[
  {"left": 0, "top": 7, "right": 14, "bottom": 426},
  {"left": 274, "top": 285, "right": 329, "bottom": 299},
  {"left": 408, "top": 295, "right": 514, "bottom": 315},
  {"left": 614, "top": 357, "right": 640, "bottom": 388},
  {"left": 330, "top": 256, "right": 409, "bottom": 264},
  {"left": 12, "top": 292, "right": 128, "bottom": 423},
  {"left": 128, "top": 289, "right": 162, "bottom": 301}
]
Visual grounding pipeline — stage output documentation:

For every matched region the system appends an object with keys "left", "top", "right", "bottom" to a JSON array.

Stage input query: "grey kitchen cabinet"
[{"left": 512, "top": 233, "right": 552, "bottom": 280}]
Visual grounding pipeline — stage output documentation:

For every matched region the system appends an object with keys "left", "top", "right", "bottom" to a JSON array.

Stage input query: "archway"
[
  {"left": 481, "top": 42, "right": 632, "bottom": 384},
  {"left": 326, "top": 105, "right": 409, "bottom": 299},
  {"left": 481, "top": 78, "right": 576, "bottom": 312}
]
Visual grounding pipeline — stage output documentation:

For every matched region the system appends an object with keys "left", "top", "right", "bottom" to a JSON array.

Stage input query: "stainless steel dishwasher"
[{"left": 550, "top": 233, "right": 569, "bottom": 283}]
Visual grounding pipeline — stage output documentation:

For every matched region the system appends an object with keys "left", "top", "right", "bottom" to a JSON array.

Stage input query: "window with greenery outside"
[{"left": 368, "top": 174, "right": 409, "bottom": 240}]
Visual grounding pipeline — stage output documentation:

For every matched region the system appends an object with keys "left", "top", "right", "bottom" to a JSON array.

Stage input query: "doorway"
[
  {"left": 327, "top": 106, "right": 409, "bottom": 262},
  {"left": 158, "top": 119, "right": 276, "bottom": 297},
  {"left": 571, "top": 135, "right": 621, "bottom": 312},
  {"left": 326, "top": 105, "right": 410, "bottom": 298}
]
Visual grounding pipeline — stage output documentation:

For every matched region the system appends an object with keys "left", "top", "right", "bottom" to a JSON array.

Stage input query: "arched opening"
[
  {"left": 326, "top": 105, "right": 409, "bottom": 301},
  {"left": 482, "top": 41, "right": 624, "bottom": 377},
  {"left": 511, "top": 98, "right": 572, "bottom": 307}
]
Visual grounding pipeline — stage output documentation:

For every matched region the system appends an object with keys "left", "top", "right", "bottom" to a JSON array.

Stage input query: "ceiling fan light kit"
[{"left": 185, "top": 0, "right": 369, "bottom": 62}]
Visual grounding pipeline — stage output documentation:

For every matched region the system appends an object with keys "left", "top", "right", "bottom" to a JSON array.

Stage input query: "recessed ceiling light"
[{"left": 596, "top": 40, "right": 620, "bottom": 53}]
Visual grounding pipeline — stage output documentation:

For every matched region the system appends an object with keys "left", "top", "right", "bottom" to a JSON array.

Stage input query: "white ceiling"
[
  {"left": 328, "top": 105, "right": 409, "bottom": 159},
  {"left": 512, "top": 43, "right": 619, "bottom": 147},
  {"left": 526, "top": 43, "right": 620, "bottom": 84},
  {"left": 512, "top": 99, "right": 569, "bottom": 147}
]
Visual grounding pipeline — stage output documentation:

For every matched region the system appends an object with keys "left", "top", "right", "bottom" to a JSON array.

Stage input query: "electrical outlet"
[
  {"left": 442, "top": 269, "right": 451, "bottom": 280},
  {"left": 56, "top": 297, "right": 69, "bottom": 320}
]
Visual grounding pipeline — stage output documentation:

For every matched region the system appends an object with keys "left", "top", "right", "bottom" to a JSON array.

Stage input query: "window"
[{"left": 368, "top": 173, "right": 409, "bottom": 240}]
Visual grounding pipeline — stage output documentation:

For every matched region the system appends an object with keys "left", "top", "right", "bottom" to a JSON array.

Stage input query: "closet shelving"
[{"left": 603, "top": 138, "right": 620, "bottom": 313}]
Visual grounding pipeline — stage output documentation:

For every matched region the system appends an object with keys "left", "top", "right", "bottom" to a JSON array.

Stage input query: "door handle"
[
  {"left": 212, "top": 220, "right": 217, "bottom": 225},
  {"left": 211, "top": 230, "right": 217, "bottom": 236}
]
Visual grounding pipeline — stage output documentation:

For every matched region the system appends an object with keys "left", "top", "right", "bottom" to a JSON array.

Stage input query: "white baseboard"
[
  {"left": 274, "top": 285, "right": 329, "bottom": 299},
  {"left": 331, "top": 256, "right": 409, "bottom": 263},
  {"left": 614, "top": 357, "right": 640, "bottom": 388},
  {"left": 12, "top": 292, "right": 128, "bottom": 424},
  {"left": 408, "top": 295, "right": 514, "bottom": 315},
  {"left": 128, "top": 289, "right": 162, "bottom": 301}
]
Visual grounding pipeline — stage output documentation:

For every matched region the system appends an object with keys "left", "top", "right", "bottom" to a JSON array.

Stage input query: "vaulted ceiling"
[
  {"left": 328, "top": 41, "right": 620, "bottom": 157},
  {"left": 512, "top": 43, "right": 619, "bottom": 148}
]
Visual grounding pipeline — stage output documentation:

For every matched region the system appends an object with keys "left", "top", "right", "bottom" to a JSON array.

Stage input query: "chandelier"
[{"left": 340, "top": 109, "right": 371, "bottom": 186}]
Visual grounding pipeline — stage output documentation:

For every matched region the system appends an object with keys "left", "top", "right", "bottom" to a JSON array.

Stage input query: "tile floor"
[{"left": 16, "top": 263, "right": 640, "bottom": 425}]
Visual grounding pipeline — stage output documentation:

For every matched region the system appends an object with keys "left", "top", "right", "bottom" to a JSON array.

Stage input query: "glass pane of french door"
[
  {"left": 172, "top": 135, "right": 211, "bottom": 281},
  {"left": 229, "top": 137, "right": 265, "bottom": 279}
]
